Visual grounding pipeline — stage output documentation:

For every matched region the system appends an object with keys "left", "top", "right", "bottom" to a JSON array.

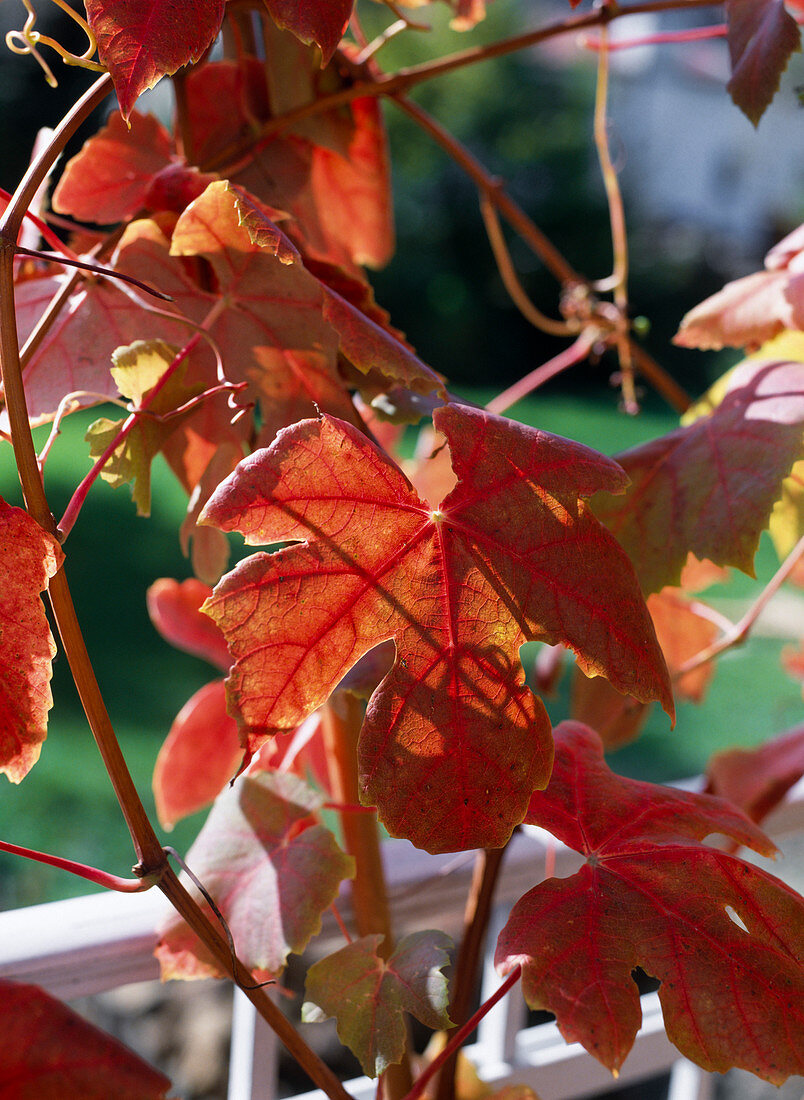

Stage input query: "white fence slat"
[{"left": 229, "top": 987, "right": 278, "bottom": 1100}]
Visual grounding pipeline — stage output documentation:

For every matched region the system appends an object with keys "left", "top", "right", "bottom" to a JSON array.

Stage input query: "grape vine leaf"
[
  {"left": 51, "top": 110, "right": 174, "bottom": 224},
  {"left": 0, "top": 981, "right": 170, "bottom": 1097},
  {"left": 152, "top": 678, "right": 240, "bottom": 830},
  {"left": 115, "top": 182, "right": 440, "bottom": 449},
  {"left": 495, "top": 721, "right": 804, "bottom": 1081},
  {"left": 770, "top": 457, "right": 804, "bottom": 560},
  {"left": 675, "top": 234, "right": 804, "bottom": 350},
  {"left": 183, "top": 56, "right": 394, "bottom": 271},
  {"left": 85, "top": 0, "right": 226, "bottom": 120},
  {"left": 156, "top": 771, "right": 354, "bottom": 979},
  {"left": 706, "top": 723, "right": 804, "bottom": 824},
  {"left": 0, "top": 499, "right": 63, "bottom": 783},
  {"left": 200, "top": 406, "right": 672, "bottom": 854},
  {"left": 147, "top": 577, "right": 238, "bottom": 826},
  {"left": 302, "top": 932, "right": 453, "bottom": 1076},
  {"left": 85, "top": 340, "right": 199, "bottom": 516},
  {"left": 725, "top": 0, "right": 801, "bottom": 125},
  {"left": 593, "top": 358, "right": 804, "bottom": 595},
  {"left": 263, "top": 0, "right": 353, "bottom": 65}
]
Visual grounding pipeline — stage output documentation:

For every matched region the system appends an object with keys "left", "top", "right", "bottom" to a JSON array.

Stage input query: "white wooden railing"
[{"left": 0, "top": 779, "right": 802, "bottom": 1100}]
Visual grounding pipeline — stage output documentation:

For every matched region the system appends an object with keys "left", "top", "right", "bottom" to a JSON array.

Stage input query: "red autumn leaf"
[
  {"left": 0, "top": 981, "right": 169, "bottom": 1098},
  {"left": 675, "top": 225, "right": 804, "bottom": 350},
  {"left": 0, "top": 499, "right": 63, "bottom": 783},
  {"left": 593, "top": 358, "right": 804, "bottom": 595},
  {"left": 262, "top": 0, "right": 353, "bottom": 66},
  {"left": 725, "top": 0, "right": 801, "bottom": 125},
  {"left": 156, "top": 771, "right": 354, "bottom": 979},
  {"left": 201, "top": 407, "right": 672, "bottom": 854},
  {"left": 302, "top": 932, "right": 453, "bottom": 1076},
  {"left": 706, "top": 723, "right": 804, "bottom": 824},
  {"left": 307, "top": 95, "right": 395, "bottom": 269},
  {"left": 147, "top": 577, "right": 230, "bottom": 670},
  {"left": 114, "top": 186, "right": 355, "bottom": 446},
  {"left": 85, "top": 0, "right": 226, "bottom": 120},
  {"left": 495, "top": 721, "right": 804, "bottom": 1082},
  {"left": 51, "top": 110, "right": 174, "bottom": 224},
  {"left": 147, "top": 578, "right": 331, "bottom": 826}
]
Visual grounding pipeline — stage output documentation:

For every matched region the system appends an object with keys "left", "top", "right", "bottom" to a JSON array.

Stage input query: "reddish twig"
[
  {"left": 404, "top": 966, "right": 522, "bottom": 1100},
  {"left": 676, "top": 534, "right": 804, "bottom": 678},
  {"left": 580, "top": 23, "right": 727, "bottom": 51},
  {"left": 0, "top": 838, "right": 160, "bottom": 892},
  {"left": 486, "top": 332, "right": 597, "bottom": 415}
]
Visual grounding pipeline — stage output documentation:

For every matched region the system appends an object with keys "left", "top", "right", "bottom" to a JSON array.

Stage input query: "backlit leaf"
[
  {"left": 201, "top": 407, "right": 672, "bottom": 854},
  {"left": 156, "top": 771, "right": 354, "bottom": 979},
  {"left": 675, "top": 237, "right": 804, "bottom": 351},
  {"left": 725, "top": 0, "right": 801, "bottom": 125},
  {"left": 8, "top": 274, "right": 187, "bottom": 428},
  {"left": 302, "top": 931, "right": 452, "bottom": 1076},
  {"left": 593, "top": 358, "right": 804, "bottom": 594},
  {"left": 85, "top": 340, "right": 198, "bottom": 516},
  {"left": 496, "top": 721, "right": 804, "bottom": 1081},
  {"left": 147, "top": 577, "right": 231, "bottom": 670},
  {"left": 570, "top": 587, "right": 718, "bottom": 749},
  {"left": 85, "top": 0, "right": 226, "bottom": 120},
  {"left": 184, "top": 57, "right": 394, "bottom": 271},
  {"left": 262, "top": 0, "right": 353, "bottom": 66},
  {"left": 152, "top": 678, "right": 240, "bottom": 829},
  {"left": 0, "top": 500, "right": 63, "bottom": 783},
  {"left": 51, "top": 110, "right": 173, "bottom": 224},
  {"left": 0, "top": 981, "right": 169, "bottom": 1098}
]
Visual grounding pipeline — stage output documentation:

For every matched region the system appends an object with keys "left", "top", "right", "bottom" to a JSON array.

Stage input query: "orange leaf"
[{"left": 0, "top": 500, "right": 63, "bottom": 782}]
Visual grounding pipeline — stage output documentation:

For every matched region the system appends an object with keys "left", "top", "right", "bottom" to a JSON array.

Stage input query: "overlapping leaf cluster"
[{"left": 1, "top": 0, "right": 804, "bottom": 1090}]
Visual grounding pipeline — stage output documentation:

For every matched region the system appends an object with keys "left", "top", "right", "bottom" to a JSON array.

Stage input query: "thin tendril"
[
  {"left": 5, "top": 0, "right": 104, "bottom": 87},
  {"left": 164, "top": 847, "right": 275, "bottom": 991}
]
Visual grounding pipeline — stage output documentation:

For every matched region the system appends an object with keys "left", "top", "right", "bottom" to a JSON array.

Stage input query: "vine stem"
[
  {"left": 0, "top": 839, "right": 159, "bottom": 892},
  {"left": 479, "top": 196, "right": 575, "bottom": 337},
  {"left": 486, "top": 332, "right": 597, "bottom": 415},
  {"left": 675, "top": 535, "right": 804, "bottom": 678},
  {"left": 391, "top": 95, "right": 580, "bottom": 287},
  {"left": 435, "top": 847, "right": 507, "bottom": 1100},
  {"left": 321, "top": 694, "right": 413, "bottom": 1097},
  {"left": 403, "top": 966, "right": 522, "bottom": 1100},
  {"left": 0, "top": 77, "right": 356, "bottom": 1100}
]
